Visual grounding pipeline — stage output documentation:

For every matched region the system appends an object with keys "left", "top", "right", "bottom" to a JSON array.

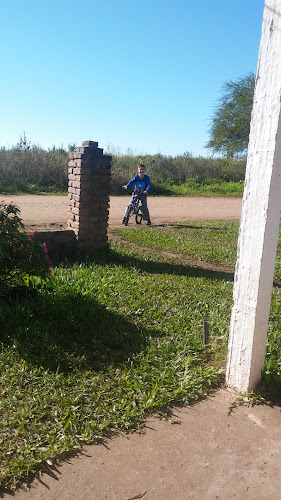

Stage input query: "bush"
[
  {"left": 0, "top": 140, "right": 68, "bottom": 193},
  {"left": 0, "top": 201, "right": 52, "bottom": 290}
]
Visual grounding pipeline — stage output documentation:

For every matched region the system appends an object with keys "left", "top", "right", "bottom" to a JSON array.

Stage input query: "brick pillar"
[{"left": 67, "top": 140, "right": 112, "bottom": 251}]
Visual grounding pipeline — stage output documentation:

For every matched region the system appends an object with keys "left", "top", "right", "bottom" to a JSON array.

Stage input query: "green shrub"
[
  {"left": 0, "top": 140, "right": 68, "bottom": 193},
  {"left": 0, "top": 201, "right": 52, "bottom": 290},
  {"left": 109, "top": 151, "right": 246, "bottom": 195}
]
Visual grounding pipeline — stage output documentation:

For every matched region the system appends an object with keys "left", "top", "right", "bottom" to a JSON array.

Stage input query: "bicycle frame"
[{"left": 123, "top": 193, "right": 143, "bottom": 225}]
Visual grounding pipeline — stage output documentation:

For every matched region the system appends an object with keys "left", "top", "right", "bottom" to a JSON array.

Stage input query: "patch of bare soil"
[{"left": 5, "top": 389, "right": 281, "bottom": 500}]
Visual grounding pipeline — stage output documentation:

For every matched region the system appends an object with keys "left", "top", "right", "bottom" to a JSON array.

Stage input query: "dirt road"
[{"left": 0, "top": 194, "right": 242, "bottom": 229}]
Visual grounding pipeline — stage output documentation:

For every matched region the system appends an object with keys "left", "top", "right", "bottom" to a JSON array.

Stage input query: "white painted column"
[{"left": 226, "top": 0, "right": 281, "bottom": 393}]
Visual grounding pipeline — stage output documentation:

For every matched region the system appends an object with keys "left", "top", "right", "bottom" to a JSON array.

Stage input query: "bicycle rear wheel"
[{"left": 135, "top": 208, "right": 143, "bottom": 225}]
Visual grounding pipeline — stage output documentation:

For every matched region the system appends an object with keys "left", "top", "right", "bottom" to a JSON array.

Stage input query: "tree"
[{"left": 206, "top": 73, "right": 255, "bottom": 158}]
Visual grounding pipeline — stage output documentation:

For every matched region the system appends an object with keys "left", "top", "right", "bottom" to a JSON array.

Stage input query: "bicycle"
[{"left": 122, "top": 190, "right": 144, "bottom": 226}]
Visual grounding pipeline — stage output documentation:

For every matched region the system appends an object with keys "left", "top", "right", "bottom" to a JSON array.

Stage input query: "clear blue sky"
[{"left": 1, "top": 0, "right": 264, "bottom": 157}]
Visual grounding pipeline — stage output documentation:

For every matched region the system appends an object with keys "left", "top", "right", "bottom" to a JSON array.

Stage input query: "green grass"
[
  {"left": 0, "top": 185, "right": 68, "bottom": 195},
  {"left": 112, "top": 220, "right": 240, "bottom": 268},
  {"left": 0, "top": 180, "right": 244, "bottom": 197},
  {"left": 1, "top": 220, "right": 281, "bottom": 490},
  {"left": 153, "top": 179, "right": 244, "bottom": 197}
]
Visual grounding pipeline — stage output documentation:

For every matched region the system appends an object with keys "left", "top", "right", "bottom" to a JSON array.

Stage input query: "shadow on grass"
[
  {"left": 257, "top": 374, "right": 281, "bottom": 407},
  {"left": 0, "top": 290, "right": 156, "bottom": 373},
  {"left": 169, "top": 223, "right": 229, "bottom": 231},
  {"left": 116, "top": 251, "right": 234, "bottom": 282},
  {"left": 56, "top": 247, "right": 234, "bottom": 283},
  {"left": 0, "top": 244, "right": 233, "bottom": 375}
]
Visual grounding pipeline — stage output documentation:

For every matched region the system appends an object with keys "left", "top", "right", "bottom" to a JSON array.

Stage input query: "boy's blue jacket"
[{"left": 126, "top": 174, "right": 151, "bottom": 193}]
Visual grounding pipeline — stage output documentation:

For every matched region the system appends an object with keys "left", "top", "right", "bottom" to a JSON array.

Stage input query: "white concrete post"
[{"left": 226, "top": 0, "right": 281, "bottom": 393}]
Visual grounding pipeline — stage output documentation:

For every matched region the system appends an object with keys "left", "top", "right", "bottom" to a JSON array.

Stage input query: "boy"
[{"left": 122, "top": 164, "right": 151, "bottom": 225}]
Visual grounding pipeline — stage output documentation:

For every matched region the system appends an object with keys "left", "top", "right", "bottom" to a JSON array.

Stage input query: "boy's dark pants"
[{"left": 132, "top": 193, "right": 150, "bottom": 221}]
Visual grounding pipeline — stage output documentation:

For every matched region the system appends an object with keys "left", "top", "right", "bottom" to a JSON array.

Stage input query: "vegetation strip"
[{"left": 0, "top": 136, "right": 245, "bottom": 196}]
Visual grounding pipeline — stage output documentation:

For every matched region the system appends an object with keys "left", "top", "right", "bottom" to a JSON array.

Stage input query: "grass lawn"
[{"left": 1, "top": 220, "right": 281, "bottom": 491}]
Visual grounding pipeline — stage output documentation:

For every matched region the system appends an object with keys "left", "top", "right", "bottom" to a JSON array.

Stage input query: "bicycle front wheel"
[{"left": 124, "top": 204, "right": 132, "bottom": 226}]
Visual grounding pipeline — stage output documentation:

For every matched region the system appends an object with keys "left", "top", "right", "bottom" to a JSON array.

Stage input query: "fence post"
[
  {"left": 67, "top": 141, "right": 112, "bottom": 251},
  {"left": 226, "top": 0, "right": 281, "bottom": 392}
]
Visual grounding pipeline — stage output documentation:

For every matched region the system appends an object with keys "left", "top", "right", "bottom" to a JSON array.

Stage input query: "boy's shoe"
[
  {"left": 147, "top": 221, "right": 151, "bottom": 226},
  {"left": 121, "top": 218, "right": 125, "bottom": 224}
]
